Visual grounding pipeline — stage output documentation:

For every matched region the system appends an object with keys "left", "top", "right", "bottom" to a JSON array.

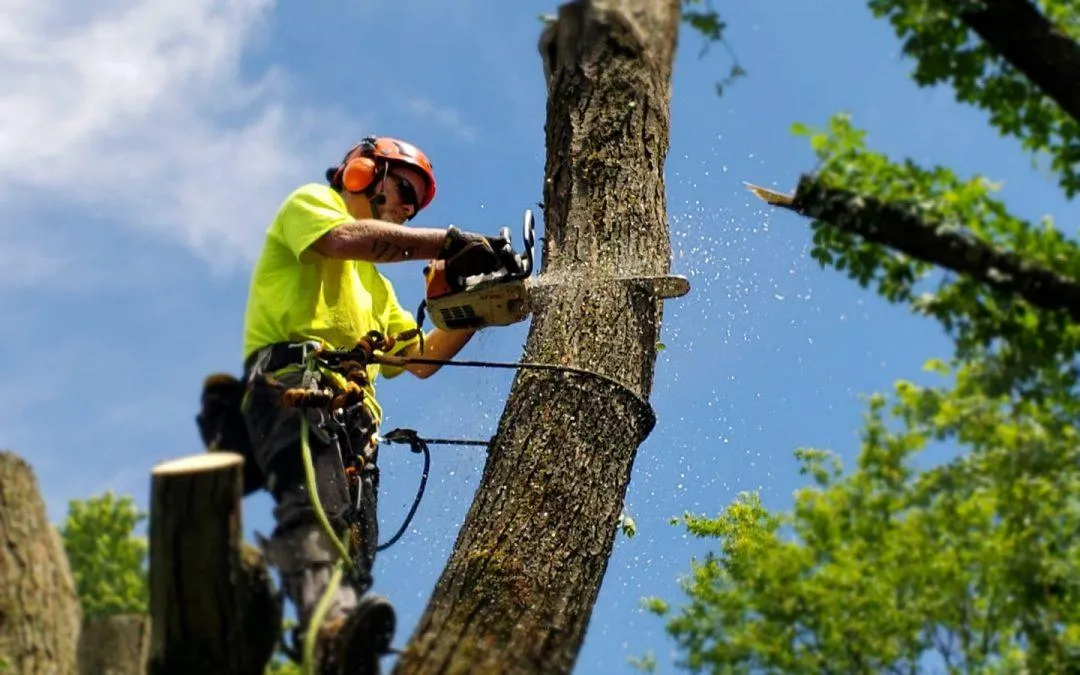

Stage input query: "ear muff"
[{"left": 341, "top": 156, "right": 377, "bottom": 193}]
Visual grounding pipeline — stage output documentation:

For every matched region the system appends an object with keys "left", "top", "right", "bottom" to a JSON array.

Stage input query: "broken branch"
[{"left": 746, "top": 176, "right": 1080, "bottom": 323}]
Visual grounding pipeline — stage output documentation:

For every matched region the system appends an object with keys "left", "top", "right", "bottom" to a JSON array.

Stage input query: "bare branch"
[{"left": 745, "top": 178, "right": 1080, "bottom": 323}]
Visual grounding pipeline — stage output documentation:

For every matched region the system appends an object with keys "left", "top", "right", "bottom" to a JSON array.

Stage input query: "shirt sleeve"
[
  {"left": 277, "top": 184, "right": 353, "bottom": 264},
  {"left": 380, "top": 280, "right": 422, "bottom": 379}
]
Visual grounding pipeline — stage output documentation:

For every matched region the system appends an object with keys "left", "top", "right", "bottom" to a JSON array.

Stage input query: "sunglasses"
[{"left": 392, "top": 173, "right": 419, "bottom": 209}]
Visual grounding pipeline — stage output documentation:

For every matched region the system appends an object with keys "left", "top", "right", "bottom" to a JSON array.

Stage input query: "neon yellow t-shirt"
[{"left": 242, "top": 183, "right": 420, "bottom": 422}]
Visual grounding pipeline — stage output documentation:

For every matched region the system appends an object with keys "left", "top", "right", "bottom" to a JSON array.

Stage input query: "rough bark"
[
  {"left": 77, "top": 614, "right": 150, "bottom": 675},
  {"left": 0, "top": 450, "right": 82, "bottom": 674},
  {"left": 146, "top": 452, "right": 281, "bottom": 675},
  {"left": 747, "top": 176, "right": 1080, "bottom": 323},
  {"left": 960, "top": 0, "right": 1080, "bottom": 126},
  {"left": 392, "top": 1, "right": 681, "bottom": 673}
]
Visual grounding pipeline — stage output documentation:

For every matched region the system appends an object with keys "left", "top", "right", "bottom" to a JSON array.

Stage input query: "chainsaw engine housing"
[{"left": 422, "top": 209, "right": 536, "bottom": 331}]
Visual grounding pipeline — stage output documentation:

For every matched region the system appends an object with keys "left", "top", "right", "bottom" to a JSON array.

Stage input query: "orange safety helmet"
[{"left": 327, "top": 135, "right": 437, "bottom": 211}]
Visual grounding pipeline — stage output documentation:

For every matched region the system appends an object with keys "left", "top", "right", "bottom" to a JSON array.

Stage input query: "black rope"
[
  {"left": 384, "top": 354, "right": 658, "bottom": 439},
  {"left": 373, "top": 353, "right": 654, "bottom": 420},
  {"left": 375, "top": 429, "right": 431, "bottom": 551},
  {"left": 374, "top": 429, "right": 490, "bottom": 551},
  {"left": 314, "top": 340, "right": 657, "bottom": 551},
  {"left": 317, "top": 340, "right": 650, "bottom": 411}
]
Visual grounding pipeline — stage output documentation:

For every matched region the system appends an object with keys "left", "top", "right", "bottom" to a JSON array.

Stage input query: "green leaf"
[
  {"left": 653, "top": 2, "right": 1080, "bottom": 671},
  {"left": 59, "top": 492, "right": 149, "bottom": 618}
]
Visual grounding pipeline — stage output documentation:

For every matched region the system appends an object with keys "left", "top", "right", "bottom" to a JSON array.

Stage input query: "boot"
[{"left": 317, "top": 593, "right": 397, "bottom": 675}]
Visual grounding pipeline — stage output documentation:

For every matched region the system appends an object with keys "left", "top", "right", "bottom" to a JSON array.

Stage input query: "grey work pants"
[{"left": 242, "top": 362, "right": 381, "bottom": 633}]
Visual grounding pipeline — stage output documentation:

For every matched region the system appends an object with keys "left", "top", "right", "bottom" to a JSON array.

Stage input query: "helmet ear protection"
[
  {"left": 328, "top": 136, "right": 382, "bottom": 194},
  {"left": 325, "top": 135, "right": 437, "bottom": 212}
]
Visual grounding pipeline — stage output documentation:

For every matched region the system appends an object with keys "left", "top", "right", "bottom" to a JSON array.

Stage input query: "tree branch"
[
  {"left": 745, "top": 177, "right": 1080, "bottom": 323},
  {"left": 960, "top": 0, "right": 1080, "bottom": 125}
]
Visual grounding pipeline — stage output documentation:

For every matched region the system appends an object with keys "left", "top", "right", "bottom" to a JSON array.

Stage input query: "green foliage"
[
  {"left": 58, "top": 491, "right": 300, "bottom": 674},
  {"left": 866, "top": 0, "right": 1080, "bottom": 198},
  {"left": 59, "top": 492, "right": 149, "bottom": 618},
  {"left": 680, "top": 0, "right": 746, "bottom": 96},
  {"left": 650, "top": 0, "right": 1080, "bottom": 672},
  {"left": 791, "top": 113, "right": 1080, "bottom": 404},
  {"left": 650, "top": 362, "right": 1080, "bottom": 672},
  {"left": 628, "top": 650, "right": 659, "bottom": 673}
]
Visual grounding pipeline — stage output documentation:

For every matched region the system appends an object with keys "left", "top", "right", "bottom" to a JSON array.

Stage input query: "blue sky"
[{"left": 3, "top": 1, "right": 1075, "bottom": 672}]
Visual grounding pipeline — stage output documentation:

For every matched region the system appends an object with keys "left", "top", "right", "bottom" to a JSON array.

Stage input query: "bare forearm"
[
  {"left": 314, "top": 219, "right": 446, "bottom": 262},
  {"left": 401, "top": 328, "right": 475, "bottom": 378}
]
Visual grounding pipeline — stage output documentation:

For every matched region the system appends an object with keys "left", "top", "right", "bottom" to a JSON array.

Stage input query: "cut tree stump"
[
  {"left": 0, "top": 450, "right": 82, "bottom": 675},
  {"left": 147, "top": 452, "right": 281, "bottom": 675},
  {"left": 77, "top": 614, "right": 150, "bottom": 675}
]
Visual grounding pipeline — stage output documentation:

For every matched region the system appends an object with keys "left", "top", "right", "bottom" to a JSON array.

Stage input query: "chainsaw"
[
  {"left": 418, "top": 208, "right": 692, "bottom": 333},
  {"left": 419, "top": 209, "right": 538, "bottom": 331}
]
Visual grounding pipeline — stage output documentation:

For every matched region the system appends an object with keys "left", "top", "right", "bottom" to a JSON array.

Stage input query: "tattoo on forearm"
[{"left": 371, "top": 240, "right": 408, "bottom": 262}]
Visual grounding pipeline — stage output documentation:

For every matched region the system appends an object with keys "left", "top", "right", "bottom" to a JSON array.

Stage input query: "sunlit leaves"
[
  {"left": 791, "top": 113, "right": 1080, "bottom": 402},
  {"left": 867, "top": 0, "right": 1080, "bottom": 198},
  {"left": 649, "top": 363, "right": 1080, "bottom": 672},
  {"left": 647, "top": 1, "right": 1080, "bottom": 672},
  {"left": 58, "top": 492, "right": 148, "bottom": 618}
]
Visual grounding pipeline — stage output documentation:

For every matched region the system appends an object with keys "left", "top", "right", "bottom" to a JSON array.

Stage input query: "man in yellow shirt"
[{"left": 240, "top": 136, "right": 507, "bottom": 674}]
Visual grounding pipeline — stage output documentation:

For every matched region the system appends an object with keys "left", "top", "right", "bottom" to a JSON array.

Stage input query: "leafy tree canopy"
[
  {"left": 647, "top": 1, "right": 1080, "bottom": 672},
  {"left": 58, "top": 492, "right": 149, "bottom": 618}
]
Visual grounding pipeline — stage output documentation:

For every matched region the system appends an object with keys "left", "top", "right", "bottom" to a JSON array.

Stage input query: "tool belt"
[
  {"left": 197, "top": 340, "right": 379, "bottom": 497},
  {"left": 243, "top": 340, "right": 322, "bottom": 383}
]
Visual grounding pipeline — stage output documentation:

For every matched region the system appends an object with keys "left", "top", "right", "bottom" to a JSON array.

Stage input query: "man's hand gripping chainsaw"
[{"left": 420, "top": 209, "right": 536, "bottom": 332}]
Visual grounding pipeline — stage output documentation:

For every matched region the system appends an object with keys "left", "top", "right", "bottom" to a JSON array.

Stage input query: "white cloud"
[
  {"left": 0, "top": 0, "right": 351, "bottom": 276},
  {"left": 404, "top": 98, "right": 478, "bottom": 143}
]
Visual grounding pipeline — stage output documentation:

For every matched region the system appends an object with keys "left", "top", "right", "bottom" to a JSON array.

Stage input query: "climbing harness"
[
  {"left": 255, "top": 328, "right": 655, "bottom": 672},
  {"left": 254, "top": 329, "right": 655, "bottom": 553}
]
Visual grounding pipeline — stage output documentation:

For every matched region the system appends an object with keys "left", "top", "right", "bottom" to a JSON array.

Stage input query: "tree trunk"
[
  {"left": 0, "top": 451, "right": 82, "bottom": 675},
  {"left": 77, "top": 614, "right": 150, "bottom": 675},
  {"left": 146, "top": 452, "right": 281, "bottom": 675},
  {"left": 392, "top": 1, "right": 681, "bottom": 673}
]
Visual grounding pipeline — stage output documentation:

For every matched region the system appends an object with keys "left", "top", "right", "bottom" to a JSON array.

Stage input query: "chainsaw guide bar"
[{"left": 421, "top": 209, "right": 692, "bottom": 331}]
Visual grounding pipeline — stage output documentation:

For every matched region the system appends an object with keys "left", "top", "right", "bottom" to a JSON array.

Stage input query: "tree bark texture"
[
  {"left": 0, "top": 451, "right": 82, "bottom": 675},
  {"left": 960, "top": 0, "right": 1080, "bottom": 126},
  {"left": 77, "top": 614, "right": 150, "bottom": 675},
  {"left": 146, "top": 453, "right": 281, "bottom": 675},
  {"left": 393, "top": 1, "right": 680, "bottom": 673}
]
